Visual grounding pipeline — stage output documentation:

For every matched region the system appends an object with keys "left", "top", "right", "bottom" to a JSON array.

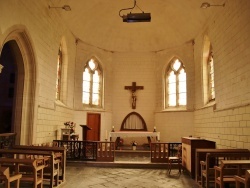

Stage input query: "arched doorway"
[
  {"left": 0, "top": 28, "right": 36, "bottom": 145},
  {"left": 0, "top": 41, "right": 24, "bottom": 135}
]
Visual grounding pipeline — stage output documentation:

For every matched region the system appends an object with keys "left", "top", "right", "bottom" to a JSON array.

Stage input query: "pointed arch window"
[
  {"left": 82, "top": 58, "right": 103, "bottom": 107},
  {"left": 56, "top": 45, "right": 62, "bottom": 100},
  {"left": 202, "top": 36, "right": 215, "bottom": 105},
  {"left": 207, "top": 51, "right": 215, "bottom": 101},
  {"left": 165, "top": 58, "right": 186, "bottom": 108}
]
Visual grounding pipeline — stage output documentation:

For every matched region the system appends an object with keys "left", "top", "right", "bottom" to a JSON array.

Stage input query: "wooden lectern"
[{"left": 80, "top": 125, "right": 91, "bottom": 140}]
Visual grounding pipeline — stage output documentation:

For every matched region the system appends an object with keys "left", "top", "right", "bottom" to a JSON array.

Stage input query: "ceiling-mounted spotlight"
[
  {"left": 119, "top": 0, "right": 151, "bottom": 23},
  {"left": 200, "top": 2, "right": 225, "bottom": 9},
  {"left": 122, "top": 13, "right": 151, "bottom": 23},
  {"left": 49, "top": 5, "right": 71, "bottom": 11}
]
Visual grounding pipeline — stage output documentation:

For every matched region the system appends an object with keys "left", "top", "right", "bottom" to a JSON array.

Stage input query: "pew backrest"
[
  {"left": 195, "top": 148, "right": 249, "bottom": 182},
  {"left": 0, "top": 148, "right": 58, "bottom": 188},
  {"left": 11, "top": 145, "right": 66, "bottom": 183},
  {"left": 199, "top": 151, "right": 250, "bottom": 188}
]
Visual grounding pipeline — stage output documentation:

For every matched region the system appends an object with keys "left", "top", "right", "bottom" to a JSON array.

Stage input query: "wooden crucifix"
[{"left": 124, "top": 82, "right": 144, "bottom": 109}]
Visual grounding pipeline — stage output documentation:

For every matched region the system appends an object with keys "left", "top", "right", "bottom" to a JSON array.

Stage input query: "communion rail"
[
  {"left": 53, "top": 140, "right": 115, "bottom": 161},
  {"left": 151, "top": 142, "right": 182, "bottom": 163},
  {"left": 53, "top": 140, "right": 181, "bottom": 163}
]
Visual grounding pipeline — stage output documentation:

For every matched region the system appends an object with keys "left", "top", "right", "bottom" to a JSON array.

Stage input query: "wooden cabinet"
[{"left": 181, "top": 137, "right": 216, "bottom": 179}]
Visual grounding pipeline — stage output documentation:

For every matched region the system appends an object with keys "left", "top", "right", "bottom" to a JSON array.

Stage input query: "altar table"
[
  {"left": 109, "top": 131, "right": 160, "bottom": 140},
  {"left": 109, "top": 132, "right": 160, "bottom": 147}
]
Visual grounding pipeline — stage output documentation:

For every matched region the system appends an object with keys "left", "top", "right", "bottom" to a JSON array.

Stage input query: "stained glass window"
[
  {"left": 56, "top": 45, "right": 62, "bottom": 100},
  {"left": 82, "top": 58, "right": 102, "bottom": 107},
  {"left": 166, "top": 59, "right": 186, "bottom": 107},
  {"left": 208, "top": 52, "right": 215, "bottom": 101}
]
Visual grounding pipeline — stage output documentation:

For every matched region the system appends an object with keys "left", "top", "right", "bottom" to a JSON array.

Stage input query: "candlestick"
[
  {"left": 153, "top": 126, "right": 156, "bottom": 132},
  {"left": 105, "top": 130, "right": 108, "bottom": 140},
  {"left": 112, "top": 126, "right": 115, "bottom": 132}
]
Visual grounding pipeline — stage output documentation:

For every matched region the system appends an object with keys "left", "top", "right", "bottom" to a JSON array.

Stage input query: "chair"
[
  {"left": 234, "top": 169, "right": 250, "bottom": 188},
  {"left": 168, "top": 144, "right": 182, "bottom": 174},
  {"left": 0, "top": 166, "right": 22, "bottom": 188},
  {"left": 214, "top": 165, "right": 236, "bottom": 188},
  {"left": 200, "top": 160, "right": 215, "bottom": 188}
]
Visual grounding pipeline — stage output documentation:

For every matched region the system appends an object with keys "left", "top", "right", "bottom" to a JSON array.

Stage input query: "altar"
[
  {"left": 109, "top": 131, "right": 160, "bottom": 149},
  {"left": 109, "top": 131, "right": 160, "bottom": 141},
  {"left": 112, "top": 112, "right": 160, "bottom": 149}
]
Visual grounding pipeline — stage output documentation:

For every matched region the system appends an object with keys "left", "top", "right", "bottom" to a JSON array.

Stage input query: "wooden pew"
[
  {"left": 0, "top": 158, "right": 45, "bottom": 188},
  {"left": 195, "top": 148, "right": 249, "bottom": 186},
  {"left": 214, "top": 159, "right": 250, "bottom": 188},
  {"left": 200, "top": 151, "right": 250, "bottom": 188},
  {"left": 0, "top": 166, "right": 22, "bottom": 188},
  {"left": 234, "top": 169, "right": 250, "bottom": 188},
  {"left": 12, "top": 145, "right": 66, "bottom": 184},
  {"left": 0, "top": 148, "right": 59, "bottom": 188},
  {"left": 203, "top": 152, "right": 250, "bottom": 187}
]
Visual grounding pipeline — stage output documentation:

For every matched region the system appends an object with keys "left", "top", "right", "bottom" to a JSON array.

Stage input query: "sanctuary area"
[{"left": 0, "top": 0, "right": 250, "bottom": 188}]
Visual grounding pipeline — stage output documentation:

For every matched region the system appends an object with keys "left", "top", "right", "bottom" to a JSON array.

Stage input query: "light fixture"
[
  {"left": 0, "top": 64, "right": 3, "bottom": 74},
  {"left": 49, "top": 5, "right": 71, "bottom": 11},
  {"left": 119, "top": 0, "right": 151, "bottom": 23},
  {"left": 200, "top": 2, "right": 225, "bottom": 9}
]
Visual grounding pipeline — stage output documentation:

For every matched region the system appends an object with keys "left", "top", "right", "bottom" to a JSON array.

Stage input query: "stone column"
[{"left": 0, "top": 64, "right": 3, "bottom": 73}]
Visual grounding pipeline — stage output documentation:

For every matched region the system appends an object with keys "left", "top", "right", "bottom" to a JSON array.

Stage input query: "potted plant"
[{"left": 131, "top": 141, "right": 137, "bottom": 150}]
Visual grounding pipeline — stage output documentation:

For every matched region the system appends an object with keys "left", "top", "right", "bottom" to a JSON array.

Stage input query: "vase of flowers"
[
  {"left": 131, "top": 141, "right": 137, "bottom": 150},
  {"left": 64, "top": 121, "right": 76, "bottom": 134}
]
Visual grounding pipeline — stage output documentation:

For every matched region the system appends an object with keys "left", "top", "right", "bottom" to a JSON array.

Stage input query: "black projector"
[{"left": 123, "top": 13, "right": 151, "bottom": 23}]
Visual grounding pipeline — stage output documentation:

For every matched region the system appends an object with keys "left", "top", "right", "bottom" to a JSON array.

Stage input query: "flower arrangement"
[
  {"left": 131, "top": 141, "right": 137, "bottom": 146},
  {"left": 64, "top": 121, "right": 75, "bottom": 128},
  {"left": 64, "top": 121, "right": 76, "bottom": 134}
]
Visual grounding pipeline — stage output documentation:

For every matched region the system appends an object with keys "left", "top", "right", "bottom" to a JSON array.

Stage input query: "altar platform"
[{"left": 68, "top": 149, "right": 169, "bottom": 169}]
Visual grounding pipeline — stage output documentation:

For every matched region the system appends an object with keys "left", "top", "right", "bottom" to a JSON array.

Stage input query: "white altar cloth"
[{"left": 109, "top": 131, "right": 160, "bottom": 141}]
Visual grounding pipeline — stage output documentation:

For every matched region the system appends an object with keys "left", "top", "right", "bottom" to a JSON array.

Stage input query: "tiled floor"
[
  {"left": 0, "top": 163, "right": 199, "bottom": 188},
  {"left": 59, "top": 164, "right": 200, "bottom": 188},
  {"left": 0, "top": 152, "right": 200, "bottom": 188},
  {"left": 61, "top": 149, "right": 200, "bottom": 187}
]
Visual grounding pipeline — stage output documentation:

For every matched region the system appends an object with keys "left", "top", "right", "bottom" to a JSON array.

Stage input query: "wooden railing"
[
  {"left": 53, "top": 140, "right": 181, "bottom": 163},
  {"left": 151, "top": 142, "right": 181, "bottom": 163},
  {"left": 53, "top": 140, "right": 115, "bottom": 162},
  {"left": 97, "top": 142, "right": 115, "bottom": 161}
]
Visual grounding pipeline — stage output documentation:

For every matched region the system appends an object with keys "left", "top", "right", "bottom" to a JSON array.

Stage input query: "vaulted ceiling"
[{"left": 51, "top": 0, "right": 223, "bottom": 52}]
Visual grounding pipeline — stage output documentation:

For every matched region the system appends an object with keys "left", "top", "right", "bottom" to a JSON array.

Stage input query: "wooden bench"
[
  {"left": 0, "top": 148, "right": 59, "bottom": 188},
  {"left": 214, "top": 159, "right": 250, "bottom": 188},
  {"left": 234, "top": 169, "right": 250, "bottom": 188},
  {"left": 0, "top": 166, "right": 22, "bottom": 188},
  {"left": 195, "top": 148, "right": 249, "bottom": 187},
  {"left": 0, "top": 158, "right": 45, "bottom": 188},
  {"left": 200, "top": 151, "right": 250, "bottom": 188},
  {"left": 12, "top": 145, "right": 66, "bottom": 184}
]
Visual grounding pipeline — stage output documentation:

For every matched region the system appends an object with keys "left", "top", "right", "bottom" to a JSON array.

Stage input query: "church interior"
[{"left": 0, "top": 0, "right": 250, "bottom": 187}]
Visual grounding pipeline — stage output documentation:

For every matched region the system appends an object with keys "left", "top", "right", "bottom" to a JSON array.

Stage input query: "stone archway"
[
  {"left": 0, "top": 27, "right": 36, "bottom": 145},
  {"left": 0, "top": 41, "right": 24, "bottom": 135}
]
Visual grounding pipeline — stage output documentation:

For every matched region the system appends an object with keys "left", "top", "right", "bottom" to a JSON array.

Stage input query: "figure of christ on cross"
[{"left": 124, "top": 82, "right": 144, "bottom": 109}]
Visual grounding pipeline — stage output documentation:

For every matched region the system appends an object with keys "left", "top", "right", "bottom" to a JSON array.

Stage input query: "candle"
[
  {"left": 154, "top": 126, "right": 156, "bottom": 129},
  {"left": 112, "top": 126, "right": 114, "bottom": 129},
  {"left": 105, "top": 130, "right": 108, "bottom": 140}
]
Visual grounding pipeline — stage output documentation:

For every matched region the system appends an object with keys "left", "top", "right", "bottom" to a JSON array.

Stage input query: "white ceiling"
[{"left": 51, "top": 0, "right": 222, "bottom": 52}]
